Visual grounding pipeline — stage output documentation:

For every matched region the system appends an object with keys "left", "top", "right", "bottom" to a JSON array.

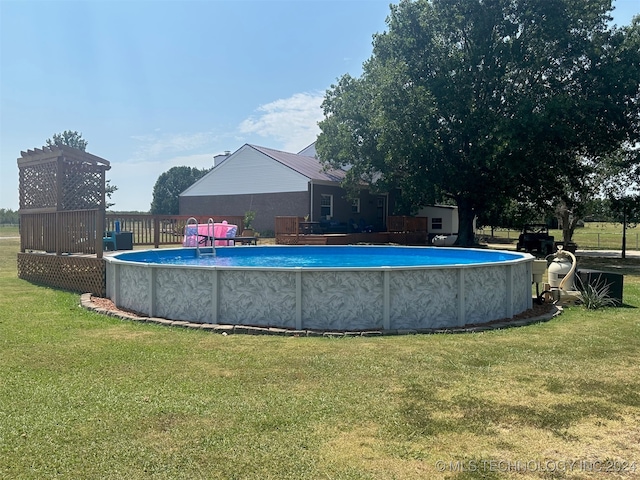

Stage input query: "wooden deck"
[
  {"left": 277, "top": 232, "right": 427, "bottom": 246},
  {"left": 275, "top": 216, "right": 429, "bottom": 246}
]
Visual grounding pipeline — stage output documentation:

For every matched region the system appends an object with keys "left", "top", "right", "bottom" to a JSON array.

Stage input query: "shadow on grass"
[
  {"left": 392, "top": 381, "right": 631, "bottom": 441},
  {"left": 544, "top": 378, "right": 640, "bottom": 408},
  {"left": 612, "top": 303, "right": 638, "bottom": 309}
]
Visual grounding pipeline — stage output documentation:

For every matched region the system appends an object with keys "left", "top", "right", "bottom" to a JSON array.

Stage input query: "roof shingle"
[{"left": 249, "top": 144, "right": 345, "bottom": 183}]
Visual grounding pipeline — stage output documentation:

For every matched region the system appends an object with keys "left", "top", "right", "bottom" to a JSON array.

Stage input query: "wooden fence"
[
  {"left": 386, "top": 216, "right": 428, "bottom": 244},
  {"left": 104, "top": 214, "right": 245, "bottom": 248},
  {"left": 17, "top": 213, "right": 245, "bottom": 297},
  {"left": 387, "top": 216, "right": 428, "bottom": 233},
  {"left": 275, "top": 215, "right": 429, "bottom": 245},
  {"left": 19, "top": 212, "right": 247, "bottom": 253},
  {"left": 275, "top": 216, "right": 304, "bottom": 244},
  {"left": 20, "top": 209, "right": 104, "bottom": 256}
]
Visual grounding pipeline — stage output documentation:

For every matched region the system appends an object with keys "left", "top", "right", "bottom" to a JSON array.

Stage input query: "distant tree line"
[{"left": 0, "top": 208, "right": 19, "bottom": 225}]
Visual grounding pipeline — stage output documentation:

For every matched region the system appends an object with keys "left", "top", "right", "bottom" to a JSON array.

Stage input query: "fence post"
[
  {"left": 56, "top": 211, "right": 62, "bottom": 255},
  {"left": 96, "top": 209, "right": 104, "bottom": 259},
  {"left": 154, "top": 216, "right": 160, "bottom": 248}
]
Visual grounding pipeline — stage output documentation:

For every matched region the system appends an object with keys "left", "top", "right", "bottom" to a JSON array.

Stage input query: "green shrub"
[{"left": 577, "top": 276, "right": 618, "bottom": 310}]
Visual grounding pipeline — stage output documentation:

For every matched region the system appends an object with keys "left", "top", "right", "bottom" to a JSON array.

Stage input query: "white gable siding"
[
  {"left": 181, "top": 145, "right": 310, "bottom": 197},
  {"left": 417, "top": 205, "right": 460, "bottom": 234},
  {"left": 298, "top": 143, "right": 317, "bottom": 157}
]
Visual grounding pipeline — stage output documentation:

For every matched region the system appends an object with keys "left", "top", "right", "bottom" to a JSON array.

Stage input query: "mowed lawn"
[
  {"left": 1, "top": 229, "right": 639, "bottom": 479},
  {"left": 478, "top": 222, "right": 640, "bottom": 251}
]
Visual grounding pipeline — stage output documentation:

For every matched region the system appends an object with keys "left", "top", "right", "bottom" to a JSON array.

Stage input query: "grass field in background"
[
  {"left": 0, "top": 225, "right": 18, "bottom": 237},
  {"left": 1, "top": 231, "right": 639, "bottom": 478},
  {"left": 477, "top": 222, "right": 640, "bottom": 250}
]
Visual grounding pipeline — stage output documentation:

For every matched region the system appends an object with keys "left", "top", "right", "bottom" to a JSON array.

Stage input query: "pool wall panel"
[
  {"left": 301, "top": 271, "right": 384, "bottom": 331},
  {"left": 464, "top": 265, "right": 508, "bottom": 324},
  {"left": 155, "top": 268, "right": 213, "bottom": 323},
  {"left": 119, "top": 264, "right": 150, "bottom": 316},
  {"left": 218, "top": 270, "right": 297, "bottom": 328},
  {"left": 389, "top": 269, "right": 458, "bottom": 329}
]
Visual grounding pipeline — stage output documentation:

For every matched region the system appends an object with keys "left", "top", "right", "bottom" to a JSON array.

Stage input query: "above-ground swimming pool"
[{"left": 105, "top": 245, "right": 534, "bottom": 332}]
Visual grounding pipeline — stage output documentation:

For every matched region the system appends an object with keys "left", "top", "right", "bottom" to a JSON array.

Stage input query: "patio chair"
[
  {"left": 182, "top": 224, "right": 198, "bottom": 247},
  {"left": 103, "top": 231, "right": 117, "bottom": 251},
  {"left": 214, "top": 221, "right": 240, "bottom": 246},
  {"left": 223, "top": 224, "right": 238, "bottom": 245},
  {"left": 359, "top": 218, "right": 374, "bottom": 233}
]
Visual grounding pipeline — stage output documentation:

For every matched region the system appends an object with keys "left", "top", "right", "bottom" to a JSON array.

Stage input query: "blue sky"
[{"left": 1, "top": 0, "right": 638, "bottom": 212}]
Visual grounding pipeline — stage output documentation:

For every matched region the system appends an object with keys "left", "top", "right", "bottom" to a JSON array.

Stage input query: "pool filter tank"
[{"left": 546, "top": 247, "right": 576, "bottom": 291}]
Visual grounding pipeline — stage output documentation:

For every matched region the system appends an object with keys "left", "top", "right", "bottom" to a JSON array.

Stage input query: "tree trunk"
[
  {"left": 557, "top": 203, "right": 578, "bottom": 244},
  {"left": 455, "top": 199, "right": 476, "bottom": 247},
  {"left": 563, "top": 219, "right": 579, "bottom": 245}
]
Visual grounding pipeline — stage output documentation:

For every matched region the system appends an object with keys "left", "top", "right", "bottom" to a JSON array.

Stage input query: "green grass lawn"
[{"left": 1, "top": 236, "right": 639, "bottom": 479}]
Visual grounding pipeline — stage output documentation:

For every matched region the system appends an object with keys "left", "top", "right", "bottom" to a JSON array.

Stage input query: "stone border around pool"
[{"left": 80, "top": 293, "right": 562, "bottom": 336}]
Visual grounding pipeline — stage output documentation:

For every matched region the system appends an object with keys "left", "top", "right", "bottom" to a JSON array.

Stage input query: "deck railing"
[
  {"left": 387, "top": 216, "right": 428, "bottom": 232},
  {"left": 104, "top": 214, "right": 245, "bottom": 248},
  {"left": 275, "top": 216, "right": 304, "bottom": 244},
  {"left": 20, "top": 209, "right": 104, "bottom": 256},
  {"left": 275, "top": 215, "right": 429, "bottom": 245}
]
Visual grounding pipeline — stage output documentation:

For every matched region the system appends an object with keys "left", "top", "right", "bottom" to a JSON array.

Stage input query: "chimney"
[{"left": 213, "top": 151, "right": 231, "bottom": 167}]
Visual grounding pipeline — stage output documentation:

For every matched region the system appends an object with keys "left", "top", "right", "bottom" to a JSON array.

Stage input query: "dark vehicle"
[{"left": 516, "top": 224, "right": 555, "bottom": 255}]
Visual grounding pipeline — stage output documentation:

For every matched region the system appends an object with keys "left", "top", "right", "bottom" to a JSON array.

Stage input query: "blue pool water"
[{"left": 113, "top": 245, "right": 523, "bottom": 268}]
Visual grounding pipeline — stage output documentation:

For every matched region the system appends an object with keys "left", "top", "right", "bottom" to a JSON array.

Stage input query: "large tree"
[
  {"left": 46, "top": 130, "right": 118, "bottom": 208},
  {"left": 46, "top": 130, "right": 88, "bottom": 151},
  {"left": 317, "top": 0, "right": 640, "bottom": 246},
  {"left": 150, "top": 166, "right": 211, "bottom": 215}
]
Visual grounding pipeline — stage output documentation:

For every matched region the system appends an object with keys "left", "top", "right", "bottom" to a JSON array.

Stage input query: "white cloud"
[
  {"left": 239, "top": 92, "right": 325, "bottom": 152},
  {"left": 130, "top": 131, "right": 215, "bottom": 160}
]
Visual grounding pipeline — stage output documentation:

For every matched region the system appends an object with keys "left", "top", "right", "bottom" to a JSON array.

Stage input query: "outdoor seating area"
[
  {"left": 103, "top": 231, "right": 117, "bottom": 251},
  {"left": 103, "top": 222, "right": 134, "bottom": 251},
  {"left": 182, "top": 221, "right": 258, "bottom": 247},
  {"left": 298, "top": 218, "right": 376, "bottom": 235},
  {"left": 319, "top": 219, "right": 349, "bottom": 234}
]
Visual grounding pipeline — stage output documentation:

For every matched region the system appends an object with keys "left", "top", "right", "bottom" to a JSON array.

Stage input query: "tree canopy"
[
  {"left": 317, "top": 0, "right": 640, "bottom": 246},
  {"left": 45, "top": 130, "right": 118, "bottom": 209},
  {"left": 46, "top": 130, "right": 88, "bottom": 151},
  {"left": 150, "top": 166, "right": 211, "bottom": 215}
]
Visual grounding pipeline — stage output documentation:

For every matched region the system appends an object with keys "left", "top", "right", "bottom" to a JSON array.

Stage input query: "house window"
[
  {"left": 351, "top": 198, "right": 360, "bottom": 214},
  {"left": 431, "top": 218, "right": 443, "bottom": 230},
  {"left": 320, "top": 194, "right": 333, "bottom": 219}
]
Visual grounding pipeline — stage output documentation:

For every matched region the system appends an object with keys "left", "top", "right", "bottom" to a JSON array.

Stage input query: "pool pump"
[{"left": 542, "top": 246, "right": 580, "bottom": 305}]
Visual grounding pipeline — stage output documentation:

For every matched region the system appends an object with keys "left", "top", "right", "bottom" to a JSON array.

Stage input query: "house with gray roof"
[{"left": 179, "top": 143, "right": 395, "bottom": 233}]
